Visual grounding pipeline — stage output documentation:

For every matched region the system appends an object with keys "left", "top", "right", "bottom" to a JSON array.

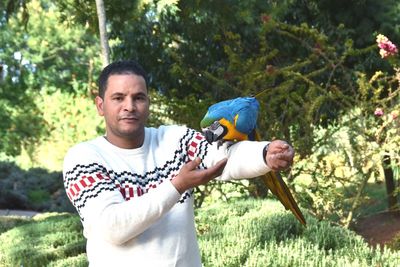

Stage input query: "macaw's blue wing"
[{"left": 230, "top": 97, "right": 259, "bottom": 135}]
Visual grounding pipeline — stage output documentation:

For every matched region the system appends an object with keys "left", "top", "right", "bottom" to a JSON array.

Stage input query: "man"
[{"left": 63, "top": 60, "right": 294, "bottom": 266}]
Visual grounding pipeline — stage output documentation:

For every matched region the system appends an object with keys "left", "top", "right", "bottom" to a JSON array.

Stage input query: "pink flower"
[
  {"left": 261, "top": 14, "right": 270, "bottom": 23},
  {"left": 376, "top": 34, "right": 398, "bottom": 58},
  {"left": 374, "top": 108, "right": 384, "bottom": 117}
]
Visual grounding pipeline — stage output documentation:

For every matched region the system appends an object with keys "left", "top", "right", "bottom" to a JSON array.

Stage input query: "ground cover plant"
[
  {"left": 1, "top": 199, "right": 399, "bottom": 267},
  {"left": 0, "top": 213, "right": 87, "bottom": 267},
  {"left": 0, "top": 161, "right": 74, "bottom": 212},
  {"left": 197, "top": 199, "right": 400, "bottom": 267}
]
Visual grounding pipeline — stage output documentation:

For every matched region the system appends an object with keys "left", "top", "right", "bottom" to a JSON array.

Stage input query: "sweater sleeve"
[
  {"left": 63, "top": 143, "right": 181, "bottom": 245},
  {"left": 184, "top": 128, "right": 271, "bottom": 181}
]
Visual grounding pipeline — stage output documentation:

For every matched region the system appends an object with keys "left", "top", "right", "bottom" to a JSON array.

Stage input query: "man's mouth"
[{"left": 120, "top": 116, "right": 139, "bottom": 121}]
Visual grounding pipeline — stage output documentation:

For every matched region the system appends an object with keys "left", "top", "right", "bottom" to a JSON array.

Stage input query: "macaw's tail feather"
[
  {"left": 255, "top": 129, "right": 306, "bottom": 225},
  {"left": 261, "top": 172, "right": 307, "bottom": 226}
]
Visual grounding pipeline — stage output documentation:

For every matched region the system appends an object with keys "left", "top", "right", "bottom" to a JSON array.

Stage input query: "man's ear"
[{"left": 95, "top": 96, "right": 104, "bottom": 116}]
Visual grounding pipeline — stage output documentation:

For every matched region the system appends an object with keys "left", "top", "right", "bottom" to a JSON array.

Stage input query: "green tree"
[
  {"left": 107, "top": 0, "right": 400, "bottom": 206},
  {"left": 0, "top": 0, "right": 101, "bottom": 157},
  {"left": 0, "top": 2, "right": 45, "bottom": 156}
]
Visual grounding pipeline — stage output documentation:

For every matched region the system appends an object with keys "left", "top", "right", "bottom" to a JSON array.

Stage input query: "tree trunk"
[
  {"left": 95, "top": 0, "right": 110, "bottom": 67},
  {"left": 344, "top": 171, "right": 370, "bottom": 228},
  {"left": 383, "top": 154, "right": 398, "bottom": 211}
]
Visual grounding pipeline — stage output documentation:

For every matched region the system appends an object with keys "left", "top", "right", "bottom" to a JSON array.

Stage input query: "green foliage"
[
  {"left": 18, "top": 0, "right": 101, "bottom": 94},
  {"left": 53, "top": 0, "right": 142, "bottom": 34},
  {"left": 274, "top": 0, "right": 400, "bottom": 49},
  {"left": 0, "top": 0, "right": 101, "bottom": 156},
  {"left": 0, "top": 0, "right": 398, "bottom": 241},
  {"left": 291, "top": 35, "right": 400, "bottom": 224},
  {"left": 16, "top": 86, "right": 179, "bottom": 170},
  {"left": 46, "top": 253, "right": 87, "bottom": 267},
  {"left": 197, "top": 199, "right": 399, "bottom": 267},
  {"left": 388, "top": 232, "right": 400, "bottom": 250},
  {"left": 29, "top": 91, "right": 104, "bottom": 170},
  {"left": 292, "top": 109, "right": 390, "bottom": 223},
  {"left": 0, "top": 161, "right": 74, "bottom": 212},
  {"left": 1, "top": 200, "right": 399, "bottom": 267},
  {"left": 0, "top": 216, "right": 30, "bottom": 235},
  {"left": 111, "top": 0, "right": 379, "bottom": 156},
  {"left": 0, "top": 0, "right": 29, "bottom": 25},
  {"left": 357, "top": 182, "right": 390, "bottom": 217},
  {"left": 0, "top": 41, "right": 47, "bottom": 156},
  {"left": 0, "top": 213, "right": 87, "bottom": 267}
]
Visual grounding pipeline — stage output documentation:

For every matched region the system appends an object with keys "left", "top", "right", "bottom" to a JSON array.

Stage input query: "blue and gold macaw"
[{"left": 200, "top": 96, "right": 306, "bottom": 226}]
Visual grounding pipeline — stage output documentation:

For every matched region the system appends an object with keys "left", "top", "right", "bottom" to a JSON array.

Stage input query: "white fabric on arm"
[
  {"left": 213, "top": 140, "right": 271, "bottom": 181},
  {"left": 84, "top": 180, "right": 181, "bottom": 245}
]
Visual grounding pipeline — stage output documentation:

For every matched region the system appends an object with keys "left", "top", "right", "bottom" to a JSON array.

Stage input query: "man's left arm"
[
  {"left": 184, "top": 128, "right": 294, "bottom": 181},
  {"left": 205, "top": 140, "right": 294, "bottom": 181}
]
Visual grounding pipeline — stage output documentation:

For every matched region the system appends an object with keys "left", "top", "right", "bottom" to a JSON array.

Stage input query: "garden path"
[
  {"left": 352, "top": 210, "right": 400, "bottom": 248},
  {"left": 0, "top": 209, "right": 39, "bottom": 218}
]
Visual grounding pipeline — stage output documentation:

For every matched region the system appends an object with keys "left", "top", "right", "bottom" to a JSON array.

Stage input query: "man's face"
[{"left": 95, "top": 73, "right": 150, "bottom": 148}]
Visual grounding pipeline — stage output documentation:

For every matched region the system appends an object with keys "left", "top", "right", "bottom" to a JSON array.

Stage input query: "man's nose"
[{"left": 124, "top": 98, "right": 136, "bottom": 111}]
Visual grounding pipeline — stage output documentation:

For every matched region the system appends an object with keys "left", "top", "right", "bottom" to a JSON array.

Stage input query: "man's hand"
[
  {"left": 172, "top": 158, "right": 227, "bottom": 194},
  {"left": 265, "top": 140, "right": 294, "bottom": 172}
]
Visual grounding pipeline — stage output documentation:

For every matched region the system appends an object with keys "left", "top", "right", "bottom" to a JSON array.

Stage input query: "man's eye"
[{"left": 136, "top": 95, "right": 147, "bottom": 101}]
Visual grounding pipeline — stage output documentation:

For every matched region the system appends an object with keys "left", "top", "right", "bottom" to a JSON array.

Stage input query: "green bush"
[
  {"left": 0, "top": 161, "right": 74, "bottom": 212},
  {"left": 0, "top": 216, "right": 30, "bottom": 235},
  {"left": 46, "top": 253, "right": 87, "bottom": 267},
  {"left": 0, "top": 213, "right": 87, "bottom": 267},
  {"left": 197, "top": 199, "right": 400, "bottom": 267},
  {"left": 1, "top": 200, "right": 399, "bottom": 267},
  {"left": 388, "top": 232, "right": 400, "bottom": 251}
]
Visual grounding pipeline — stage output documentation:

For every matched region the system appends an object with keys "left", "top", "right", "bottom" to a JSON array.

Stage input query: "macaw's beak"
[
  {"left": 203, "top": 130, "right": 219, "bottom": 144},
  {"left": 202, "top": 121, "right": 227, "bottom": 144}
]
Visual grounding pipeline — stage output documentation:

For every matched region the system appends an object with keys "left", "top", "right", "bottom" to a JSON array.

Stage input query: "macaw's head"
[
  {"left": 200, "top": 104, "right": 227, "bottom": 143},
  {"left": 200, "top": 98, "right": 252, "bottom": 143},
  {"left": 201, "top": 117, "right": 249, "bottom": 143},
  {"left": 200, "top": 118, "right": 228, "bottom": 143}
]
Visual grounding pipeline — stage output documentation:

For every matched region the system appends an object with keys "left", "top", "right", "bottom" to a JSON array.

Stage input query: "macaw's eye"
[
  {"left": 210, "top": 121, "right": 227, "bottom": 138},
  {"left": 210, "top": 121, "right": 221, "bottom": 131}
]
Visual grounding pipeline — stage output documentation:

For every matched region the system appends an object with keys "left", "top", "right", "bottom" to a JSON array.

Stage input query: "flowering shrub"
[
  {"left": 374, "top": 107, "right": 384, "bottom": 117},
  {"left": 292, "top": 34, "right": 400, "bottom": 225},
  {"left": 372, "top": 34, "right": 400, "bottom": 149},
  {"left": 376, "top": 34, "right": 398, "bottom": 58}
]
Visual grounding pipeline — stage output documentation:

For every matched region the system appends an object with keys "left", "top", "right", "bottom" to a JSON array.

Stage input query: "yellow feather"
[{"left": 219, "top": 118, "right": 248, "bottom": 141}]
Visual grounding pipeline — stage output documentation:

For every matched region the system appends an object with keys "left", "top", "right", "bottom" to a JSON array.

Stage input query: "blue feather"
[{"left": 205, "top": 97, "right": 259, "bottom": 134}]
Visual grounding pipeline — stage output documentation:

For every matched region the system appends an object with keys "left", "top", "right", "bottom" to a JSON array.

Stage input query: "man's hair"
[{"left": 98, "top": 60, "right": 149, "bottom": 98}]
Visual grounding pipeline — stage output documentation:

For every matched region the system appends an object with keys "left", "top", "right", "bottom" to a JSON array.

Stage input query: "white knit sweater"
[{"left": 63, "top": 125, "right": 270, "bottom": 266}]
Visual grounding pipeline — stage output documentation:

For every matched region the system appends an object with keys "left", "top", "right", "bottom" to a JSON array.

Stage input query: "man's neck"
[{"left": 104, "top": 131, "right": 145, "bottom": 149}]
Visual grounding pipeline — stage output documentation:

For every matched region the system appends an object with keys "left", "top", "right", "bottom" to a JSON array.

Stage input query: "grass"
[
  {"left": 354, "top": 181, "right": 392, "bottom": 217},
  {"left": 0, "top": 199, "right": 399, "bottom": 267},
  {"left": 0, "top": 213, "right": 87, "bottom": 267},
  {"left": 0, "top": 216, "right": 30, "bottom": 235},
  {"left": 196, "top": 199, "right": 400, "bottom": 267}
]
